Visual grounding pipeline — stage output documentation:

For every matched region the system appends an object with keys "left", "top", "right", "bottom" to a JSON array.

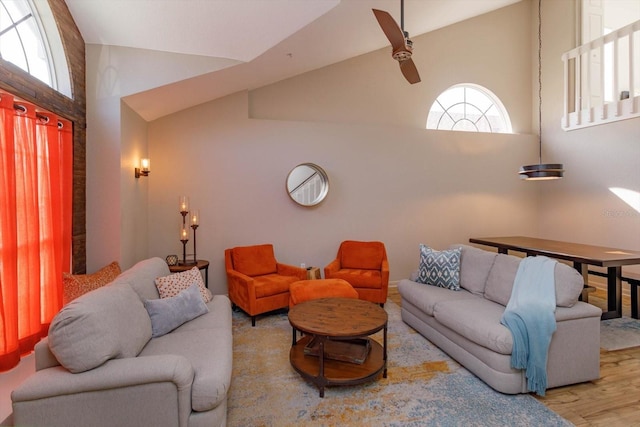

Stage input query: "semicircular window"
[
  {"left": 426, "top": 84, "right": 512, "bottom": 133},
  {"left": 0, "top": 0, "right": 71, "bottom": 97}
]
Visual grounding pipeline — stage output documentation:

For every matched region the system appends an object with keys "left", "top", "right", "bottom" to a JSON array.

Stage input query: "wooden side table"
[
  {"left": 306, "top": 267, "right": 321, "bottom": 280},
  {"left": 168, "top": 259, "right": 210, "bottom": 288}
]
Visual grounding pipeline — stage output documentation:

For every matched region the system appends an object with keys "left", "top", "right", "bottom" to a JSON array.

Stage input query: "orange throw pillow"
[{"left": 62, "top": 261, "right": 121, "bottom": 305}]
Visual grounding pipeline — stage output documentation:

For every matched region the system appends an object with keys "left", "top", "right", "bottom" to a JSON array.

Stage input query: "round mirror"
[{"left": 286, "top": 163, "right": 329, "bottom": 207}]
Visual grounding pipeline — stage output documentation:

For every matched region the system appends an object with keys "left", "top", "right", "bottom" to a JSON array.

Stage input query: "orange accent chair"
[
  {"left": 225, "top": 244, "right": 306, "bottom": 326},
  {"left": 324, "top": 240, "right": 389, "bottom": 305}
]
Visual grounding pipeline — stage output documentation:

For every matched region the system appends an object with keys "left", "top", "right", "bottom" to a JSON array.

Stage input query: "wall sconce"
[{"left": 135, "top": 158, "right": 150, "bottom": 178}]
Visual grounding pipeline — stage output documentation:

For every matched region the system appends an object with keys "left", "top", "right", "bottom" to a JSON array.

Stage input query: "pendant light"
[{"left": 519, "top": 0, "right": 564, "bottom": 180}]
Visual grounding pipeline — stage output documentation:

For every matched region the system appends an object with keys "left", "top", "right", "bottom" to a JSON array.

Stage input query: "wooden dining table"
[{"left": 469, "top": 236, "right": 640, "bottom": 320}]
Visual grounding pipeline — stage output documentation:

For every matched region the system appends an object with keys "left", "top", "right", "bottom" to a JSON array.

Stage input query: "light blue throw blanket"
[{"left": 500, "top": 256, "right": 557, "bottom": 396}]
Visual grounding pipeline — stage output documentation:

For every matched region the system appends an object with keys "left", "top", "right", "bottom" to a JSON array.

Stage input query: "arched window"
[
  {"left": 426, "top": 84, "right": 512, "bottom": 133},
  {"left": 0, "top": 0, "right": 71, "bottom": 97}
]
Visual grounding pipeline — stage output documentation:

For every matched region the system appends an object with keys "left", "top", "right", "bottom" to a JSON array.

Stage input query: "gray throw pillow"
[
  {"left": 416, "top": 244, "right": 462, "bottom": 291},
  {"left": 144, "top": 283, "right": 209, "bottom": 338},
  {"left": 48, "top": 282, "right": 152, "bottom": 373}
]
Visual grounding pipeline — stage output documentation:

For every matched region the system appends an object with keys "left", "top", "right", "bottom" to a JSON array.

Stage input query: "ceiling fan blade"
[
  {"left": 400, "top": 58, "right": 421, "bottom": 84},
  {"left": 372, "top": 9, "right": 406, "bottom": 51}
]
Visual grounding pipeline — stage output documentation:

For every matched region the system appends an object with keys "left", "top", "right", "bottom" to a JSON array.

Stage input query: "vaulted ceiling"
[{"left": 65, "top": 0, "right": 521, "bottom": 120}]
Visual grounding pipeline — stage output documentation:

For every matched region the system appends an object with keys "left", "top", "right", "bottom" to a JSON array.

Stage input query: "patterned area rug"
[
  {"left": 601, "top": 317, "right": 640, "bottom": 351},
  {"left": 227, "top": 300, "right": 571, "bottom": 426}
]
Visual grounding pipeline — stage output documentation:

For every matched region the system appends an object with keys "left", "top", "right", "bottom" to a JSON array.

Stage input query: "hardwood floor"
[{"left": 388, "top": 286, "right": 640, "bottom": 426}]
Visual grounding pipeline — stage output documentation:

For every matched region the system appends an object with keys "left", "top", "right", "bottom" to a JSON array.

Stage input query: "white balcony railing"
[{"left": 562, "top": 19, "right": 640, "bottom": 131}]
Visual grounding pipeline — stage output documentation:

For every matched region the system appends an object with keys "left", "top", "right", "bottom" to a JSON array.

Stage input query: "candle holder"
[
  {"left": 180, "top": 235, "right": 189, "bottom": 265},
  {"left": 190, "top": 209, "right": 199, "bottom": 263},
  {"left": 191, "top": 223, "right": 199, "bottom": 263},
  {"left": 179, "top": 196, "right": 189, "bottom": 215},
  {"left": 178, "top": 196, "right": 197, "bottom": 266}
]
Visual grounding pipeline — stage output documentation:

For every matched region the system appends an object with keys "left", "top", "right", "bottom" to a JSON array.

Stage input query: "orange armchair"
[
  {"left": 225, "top": 244, "right": 306, "bottom": 326},
  {"left": 324, "top": 240, "right": 390, "bottom": 305}
]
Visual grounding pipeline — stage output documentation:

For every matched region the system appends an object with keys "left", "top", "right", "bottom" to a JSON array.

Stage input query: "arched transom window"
[
  {"left": 0, "top": 0, "right": 71, "bottom": 97},
  {"left": 426, "top": 84, "right": 512, "bottom": 133}
]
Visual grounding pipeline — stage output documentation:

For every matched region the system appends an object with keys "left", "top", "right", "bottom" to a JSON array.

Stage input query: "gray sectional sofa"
[
  {"left": 398, "top": 244, "right": 602, "bottom": 394},
  {"left": 11, "top": 257, "right": 232, "bottom": 427}
]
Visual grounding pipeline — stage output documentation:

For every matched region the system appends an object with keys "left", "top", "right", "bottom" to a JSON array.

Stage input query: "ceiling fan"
[{"left": 372, "top": 0, "right": 421, "bottom": 84}]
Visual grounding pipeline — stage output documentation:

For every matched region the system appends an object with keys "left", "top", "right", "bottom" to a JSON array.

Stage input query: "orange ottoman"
[{"left": 289, "top": 278, "right": 359, "bottom": 308}]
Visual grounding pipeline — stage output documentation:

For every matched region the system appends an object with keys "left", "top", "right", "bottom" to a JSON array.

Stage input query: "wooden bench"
[{"left": 588, "top": 269, "right": 640, "bottom": 319}]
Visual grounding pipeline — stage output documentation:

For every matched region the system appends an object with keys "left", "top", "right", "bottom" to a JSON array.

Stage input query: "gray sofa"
[
  {"left": 11, "top": 257, "right": 232, "bottom": 427},
  {"left": 398, "top": 244, "right": 601, "bottom": 394}
]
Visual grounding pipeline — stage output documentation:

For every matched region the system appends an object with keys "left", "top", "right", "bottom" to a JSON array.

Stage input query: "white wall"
[
  {"left": 146, "top": 1, "right": 540, "bottom": 295},
  {"left": 538, "top": 0, "right": 640, "bottom": 274},
  {"left": 120, "top": 102, "right": 150, "bottom": 265},
  {"left": 86, "top": 0, "right": 639, "bottom": 293},
  {"left": 148, "top": 92, "right": 539, "bottom": 295},
  {"left": 85, "top": 44, "right": 123, "bottom": 272},
  {"left": 86, "top": 45, "right": 235, "bottom": 271},
  {"left": 249, "top": 0, "right": 532, "bottom": 133}
]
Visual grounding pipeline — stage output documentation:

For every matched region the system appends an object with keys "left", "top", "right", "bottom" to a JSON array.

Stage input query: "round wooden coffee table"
[{"left": 288, "top": 297, "right": 388, "bottom": 397}]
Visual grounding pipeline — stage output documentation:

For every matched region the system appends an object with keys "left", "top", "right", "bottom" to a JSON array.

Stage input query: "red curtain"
[{"left": 0, "top": 93, "right": 72, "bottom": 372}]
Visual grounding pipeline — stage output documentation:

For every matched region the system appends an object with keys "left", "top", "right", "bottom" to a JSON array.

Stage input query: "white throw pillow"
[{"left": 155, "top": 267, "right": 212, "bottom": 302}]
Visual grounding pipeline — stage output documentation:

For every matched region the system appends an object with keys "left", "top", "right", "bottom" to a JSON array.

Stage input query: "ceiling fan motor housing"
[
  {"left": 392, "top": 33, "right": 413, "bottom": 62},
  {"left": 392, "top": 45, "right": 412, "bottom": 62}
]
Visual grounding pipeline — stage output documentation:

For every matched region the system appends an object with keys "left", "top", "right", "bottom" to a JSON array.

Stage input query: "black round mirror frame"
[{"left": 286, "top": 163, "right": 329, "bottom": 207}]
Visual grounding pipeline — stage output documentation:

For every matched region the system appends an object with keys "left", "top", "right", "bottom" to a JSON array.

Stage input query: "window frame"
[
  {"left": 0, "top": 0, "right": 71, "bottom": 97},
  {"left": 426, "top": 83, "right": 513, "bottom": 134}
]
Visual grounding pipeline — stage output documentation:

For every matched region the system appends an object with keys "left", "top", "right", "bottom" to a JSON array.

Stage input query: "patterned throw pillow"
[
  {"left": 62, "top": 261, "right": 121, "bottom": 305},
  {"left": 155, "top": 267, "right": 212, "bottom": 303},
  {"left": 416, "top": 244, "right": 462, "bottom": 290}
]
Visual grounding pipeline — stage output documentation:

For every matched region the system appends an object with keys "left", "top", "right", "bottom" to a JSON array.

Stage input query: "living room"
[{"left": 1, "top": 0, "right": 639, "bottom": 425}]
